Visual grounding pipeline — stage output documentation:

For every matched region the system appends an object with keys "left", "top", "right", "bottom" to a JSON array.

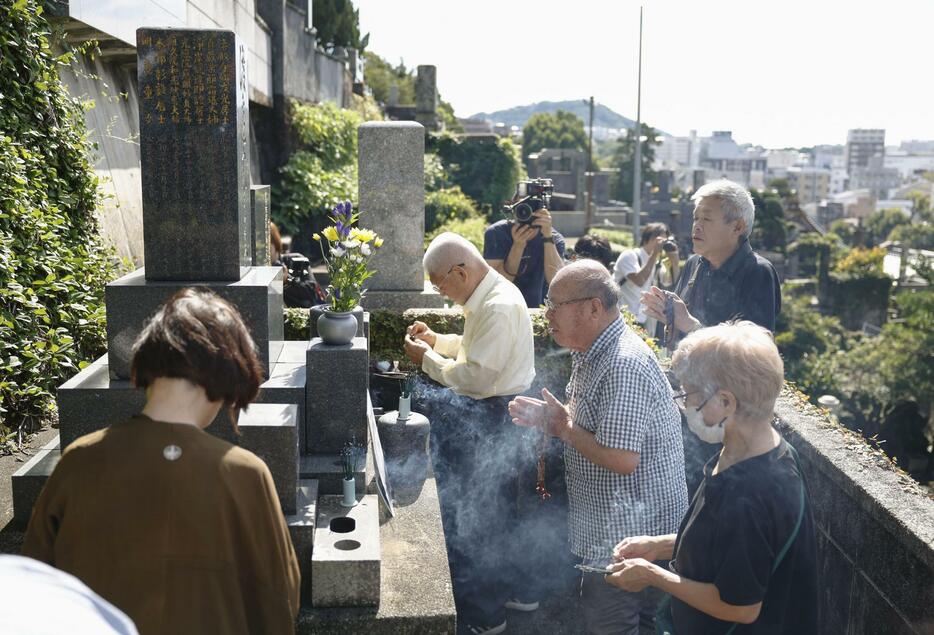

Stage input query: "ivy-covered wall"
[{"left": 0, "top": 1, "right": 125, "bottom": 448}]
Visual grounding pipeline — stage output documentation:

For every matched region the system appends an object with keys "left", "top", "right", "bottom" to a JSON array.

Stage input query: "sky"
[{"left": 356, "top": 0, "right": 934, "bottom": 149}]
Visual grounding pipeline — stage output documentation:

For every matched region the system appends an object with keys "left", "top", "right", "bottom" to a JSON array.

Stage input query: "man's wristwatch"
[{"left": 543, "top": 236, "right": 554, "bottom": 243}]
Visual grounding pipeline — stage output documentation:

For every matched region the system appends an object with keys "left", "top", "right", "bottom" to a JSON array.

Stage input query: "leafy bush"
[
  {"left": 425, "top": 186, "right": 479, "bottom": 233},
  {"left": 424, "top": 152, "right": 452, "bottom": 193},
  {"left": 425, "top": 215, "right": 488, "bottom": 252},
  {"left": 832, "top": 247, "right": 886, "bottom": 276},
  {"left": 0, "top": 1, "right": 125, "bottom": 447},
  {"left": 274, "top": 101, "right": 362, "bottom": 235},
  {"left": 430, "top": 132, "right": 523, "bottom": 214},
  {"left": 587, "top": 227, "right": 634, "bottom": 249},
  {"left": 521, "top": 110, "right": 587, "bottom": 163}
]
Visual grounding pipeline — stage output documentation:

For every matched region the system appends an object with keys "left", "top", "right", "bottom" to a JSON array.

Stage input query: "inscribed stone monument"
[{"left": 138, "top": 28, "right": 251, "bottom": 281}]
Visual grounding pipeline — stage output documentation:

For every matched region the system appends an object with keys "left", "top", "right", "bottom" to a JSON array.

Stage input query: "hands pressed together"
[
  {"left": 403, "top": 320, "right": 435, "bottom": 366},
  {"left": 508, "top": 387, "right": 573, "bottom": 441},
  {"left": 602, "top": 535, "right": 665, "bottom": 592}
]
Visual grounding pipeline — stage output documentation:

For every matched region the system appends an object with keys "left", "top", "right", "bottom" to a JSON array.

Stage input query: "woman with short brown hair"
[{"left": 23, "top": 288, "right": 300, "bottom": 634}]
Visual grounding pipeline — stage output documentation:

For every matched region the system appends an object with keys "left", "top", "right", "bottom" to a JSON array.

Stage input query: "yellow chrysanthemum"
[
  {"left": 312, "top": 233, "right": 321, "bottom": 241},
  {"left": 350, "top": 228, "right": 376, "bottom": 243},
  {"left": 322, "top": 226, "right": 339, "bottom": 242},
  {"left": 374, "top": 237, "right": 384, "bottom": 248}
]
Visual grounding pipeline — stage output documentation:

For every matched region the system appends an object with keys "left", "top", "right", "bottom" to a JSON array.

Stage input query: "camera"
[
  {"left": 280, "top": 252, "right": 311, "bottom": 282},
  {"left": 502, "top": 178, "right": 554, "bottom": 225},
  {"left": 662, "top": 239, "right": 678, "bottom": 253}
]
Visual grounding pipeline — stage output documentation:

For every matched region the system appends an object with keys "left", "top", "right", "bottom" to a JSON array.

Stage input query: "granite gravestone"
[
  {"left": 415, "top": 65, "right": 438, "bottom": 130},
  {"left": 357, "top": 122, "right": 443, "bottom": 310},
  {"left": 251, "top": 184, "right": 271, "bottom": 266},
  {"left": 138, "top": 28, "right": 251, "bottom": 281}
]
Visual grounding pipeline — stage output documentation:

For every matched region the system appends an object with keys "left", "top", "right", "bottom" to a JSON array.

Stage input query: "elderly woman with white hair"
[
  {"left": 605, "top": 321, "right": 818, "bottom": 635},
  {"left": 642, "top": 179, "right": 782, "bottom": 342}
]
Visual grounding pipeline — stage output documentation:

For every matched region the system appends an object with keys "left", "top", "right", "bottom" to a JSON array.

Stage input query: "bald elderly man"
[
  {"left": 510, "top": 260, "right": 688, "bottom": 635},
  {"left": 404, "top": 232, "right": 536, "bottom": 635}
]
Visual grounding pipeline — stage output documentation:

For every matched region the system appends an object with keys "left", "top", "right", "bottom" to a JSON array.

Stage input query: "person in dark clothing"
[
  {"left": 642, "top": 179, "right": 781, "bottom": 341},
  {"left": 484, "top": 207, "right": 565, "bottom": 308},
  {"left": 571, "top": 233, "right": 614, "bottom": 270},
  {"left": 606, "top": 322, "right": 818, "bottom": 635}
]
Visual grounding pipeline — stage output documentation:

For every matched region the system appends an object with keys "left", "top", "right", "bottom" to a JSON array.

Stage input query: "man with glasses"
[
  {"left": 510, "top": 260, "right": 688, "bottom": 635},
  {"left": 403, "top": 232, "right": 535, "bottom": 635}
]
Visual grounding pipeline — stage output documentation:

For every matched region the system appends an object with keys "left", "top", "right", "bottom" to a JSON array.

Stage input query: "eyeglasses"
[
  {"left": 431, "top": 263, "right": 464, "bottom": 294},
  {"left": 543, "top": 296, "right": 596, "bottom": 312},
  {"left": 672, "top": 390, "right": 713, "bottom": 412}
]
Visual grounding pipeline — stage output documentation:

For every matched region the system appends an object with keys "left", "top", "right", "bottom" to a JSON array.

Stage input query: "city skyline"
[{"left": 356, "top": 0, "right": 934, "bottom": 149}]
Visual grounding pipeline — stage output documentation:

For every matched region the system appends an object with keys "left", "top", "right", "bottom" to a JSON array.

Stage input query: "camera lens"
[
  {"left": 662, "top": 239, "right": 678, "bottom": 252},
  {"left": 513, "top": 202, "right": 534, "bottom": 224}
]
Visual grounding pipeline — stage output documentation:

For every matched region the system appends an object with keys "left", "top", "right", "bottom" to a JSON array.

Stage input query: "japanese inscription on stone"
[{"left": 137, "top": 28, "right": 251, "bottom": 281}]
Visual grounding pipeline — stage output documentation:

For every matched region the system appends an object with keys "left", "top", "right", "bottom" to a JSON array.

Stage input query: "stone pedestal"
[
  {"left": 287, "top": 479, "right": 320, "bottom": 606},
  {"left": 55, "top": 348, "right": 304, "bottom": 450},
  {"left": 312, "top": 495, "right": 381, "bottom": 607},
  {"left": 238, "top": 404, "right": 299, "bottom": 514},
  {"left": 105, "top": 266, "right": 284, "bottom": 379},
  {"left": 11, "top": 436, "right": 61, "bottom": 528},
  {"left": 305, "top": 337, "right": 368, "bottom": 453}
]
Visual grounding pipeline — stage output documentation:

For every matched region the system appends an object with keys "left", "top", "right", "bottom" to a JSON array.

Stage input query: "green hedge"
[
  {"left": 273, "top": 101, "right": 362, "bottom": 235},
  {"left": 0, "top": 1, "right": 125, "bottom": 447},
  {"left": 425, "top": 186, "right": 478, "bottom": 233}
]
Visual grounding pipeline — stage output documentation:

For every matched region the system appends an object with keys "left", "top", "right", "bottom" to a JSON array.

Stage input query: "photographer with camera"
[
  {"left": 484, "top": 179, "right": 566, "bottom": 309},
  {"left": 613, "top": 222, "right": 680, "bottom": 333}
]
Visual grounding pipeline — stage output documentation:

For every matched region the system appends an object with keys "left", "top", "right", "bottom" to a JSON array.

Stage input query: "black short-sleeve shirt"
[
  {"left": 670, "top": 439, "right": 818, "bottom": 635},
  {"left": 674, "top": 238, "right": 781, "bottom": 331},
  {"left": 483, "top": 219, "right": 566, "bottom": 308}
]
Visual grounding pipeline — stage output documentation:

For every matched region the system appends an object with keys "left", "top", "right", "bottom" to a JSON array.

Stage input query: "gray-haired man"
[{"left": 510, "top": 260, "right": 688, "bottom": 634}]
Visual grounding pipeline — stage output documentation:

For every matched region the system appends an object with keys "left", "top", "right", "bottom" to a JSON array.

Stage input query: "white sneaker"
[
  {"left": 505, "top": 598, "right": 540, "bottom": 612},
  {"left": 464, "top": 619, "right": 507, "bottom": 635}
]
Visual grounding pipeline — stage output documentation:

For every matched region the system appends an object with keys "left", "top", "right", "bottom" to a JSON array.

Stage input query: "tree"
[
  {"left": 865, "top": 208, "right": 910, "bottom": 246},
  {"left": 521, "top": 110, "right": 587, "bottom": 164},
  {"left": 749, "top": 189, "right": 788, "bottom": 252},
  {"left": 887, "top": 222, "right": 934, "bottom": 251},
  {"left": 364, "top": 52, "right": 415, "bottom": 106},
  {"left": 313, "top": 0, "right": 365, "bottom": 49},
  {"left": 609, "top": 123, "right": 658, "bottom": 205},
  {"left": 431, "top": 132, "right": 523, "bottom": 213},
  {"left": 829, "top": 219, "right": 864, "bottom": 247}
]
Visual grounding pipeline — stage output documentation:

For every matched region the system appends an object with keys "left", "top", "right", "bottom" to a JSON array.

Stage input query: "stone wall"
[{"left": 775, "top": 393, "right": 934, "bottom": 634}]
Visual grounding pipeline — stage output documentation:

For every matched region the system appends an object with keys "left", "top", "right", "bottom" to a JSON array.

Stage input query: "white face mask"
[{"left": 682, "top": 405, "right": 726, "bottom": 444}]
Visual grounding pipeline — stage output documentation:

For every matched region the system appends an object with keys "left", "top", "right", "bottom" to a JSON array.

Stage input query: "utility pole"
[
  {"left": 632, "top": 5, "right": 644, "bottom": 246},
  {"left": 585, "top": 95, "right": 595, "bottom": 230}
]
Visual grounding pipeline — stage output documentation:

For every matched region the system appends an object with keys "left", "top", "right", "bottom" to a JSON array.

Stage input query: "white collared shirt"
[{"left": 421, "top": 269, "right": 535, "bottom": 399}]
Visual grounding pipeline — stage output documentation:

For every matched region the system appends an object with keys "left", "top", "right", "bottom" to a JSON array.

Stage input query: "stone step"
[
  {"left": 104, "top": 266, "right": 284, "bottom": 380},
  {"left": 311, "top": 495, "right": 381, "bottom": 608},
  {"left": 11, "top": 436, "right": 61, "bottom": 528},
  {"left": 299, "top": 453, "right": 368, "bottom": 496},
  {"left": 238, "top": 404, "right": 299, "bottom": 515},
  {"left": 286, "top": 479, "right": 319, "bottom": 607},
  {"left": 56, "top": 344, "right": 305, "bottom": 450}
]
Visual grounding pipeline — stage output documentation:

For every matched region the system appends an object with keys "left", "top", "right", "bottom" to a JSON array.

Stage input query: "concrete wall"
[
  {"left": 59, "top": 57, "right": 144, "bottom": 266},
  {"left": 775, "top": 394, "right": 934, "bottom": 634}
]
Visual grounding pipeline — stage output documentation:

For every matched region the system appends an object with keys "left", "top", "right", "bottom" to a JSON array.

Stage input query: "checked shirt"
[{"left": 565, "top": 318, "right": 688, "bottom": 562}]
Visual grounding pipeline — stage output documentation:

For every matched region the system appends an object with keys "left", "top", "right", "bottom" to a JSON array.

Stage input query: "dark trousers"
[
  {"left": 580, "top": 569, "right": 664, "bottom": 635},
  {"left": 419, "top": 391, "right": 528, "bottom": 625}
]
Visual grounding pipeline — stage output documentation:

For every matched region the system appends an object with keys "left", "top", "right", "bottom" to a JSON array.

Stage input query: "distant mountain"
[{"left": 469, "top": 100, "right": 636, "bottom": 130}]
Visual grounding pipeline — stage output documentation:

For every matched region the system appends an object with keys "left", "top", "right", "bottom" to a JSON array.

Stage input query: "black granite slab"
[
  {"left": 137, "top": 28, "right": 251, "bottom": 281},
  {"left": 105, "top": 266, "right": 284, "bottom": 380}
]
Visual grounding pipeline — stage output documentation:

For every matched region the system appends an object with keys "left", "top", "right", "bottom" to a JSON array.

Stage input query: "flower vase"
[
  {"left": 398, "top": 394, "right": 411, "bottom": 421},
  {"left": 317, "top": 309, "right": 358, "bottom": 345},
  {"left": 341, "top": 476, "right": 357, "bottom": 507}
]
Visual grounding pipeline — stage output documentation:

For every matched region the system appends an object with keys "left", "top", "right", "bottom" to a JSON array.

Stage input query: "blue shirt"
[{"left": 483, "top": 219, "right": 566, "bottom": 308}]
